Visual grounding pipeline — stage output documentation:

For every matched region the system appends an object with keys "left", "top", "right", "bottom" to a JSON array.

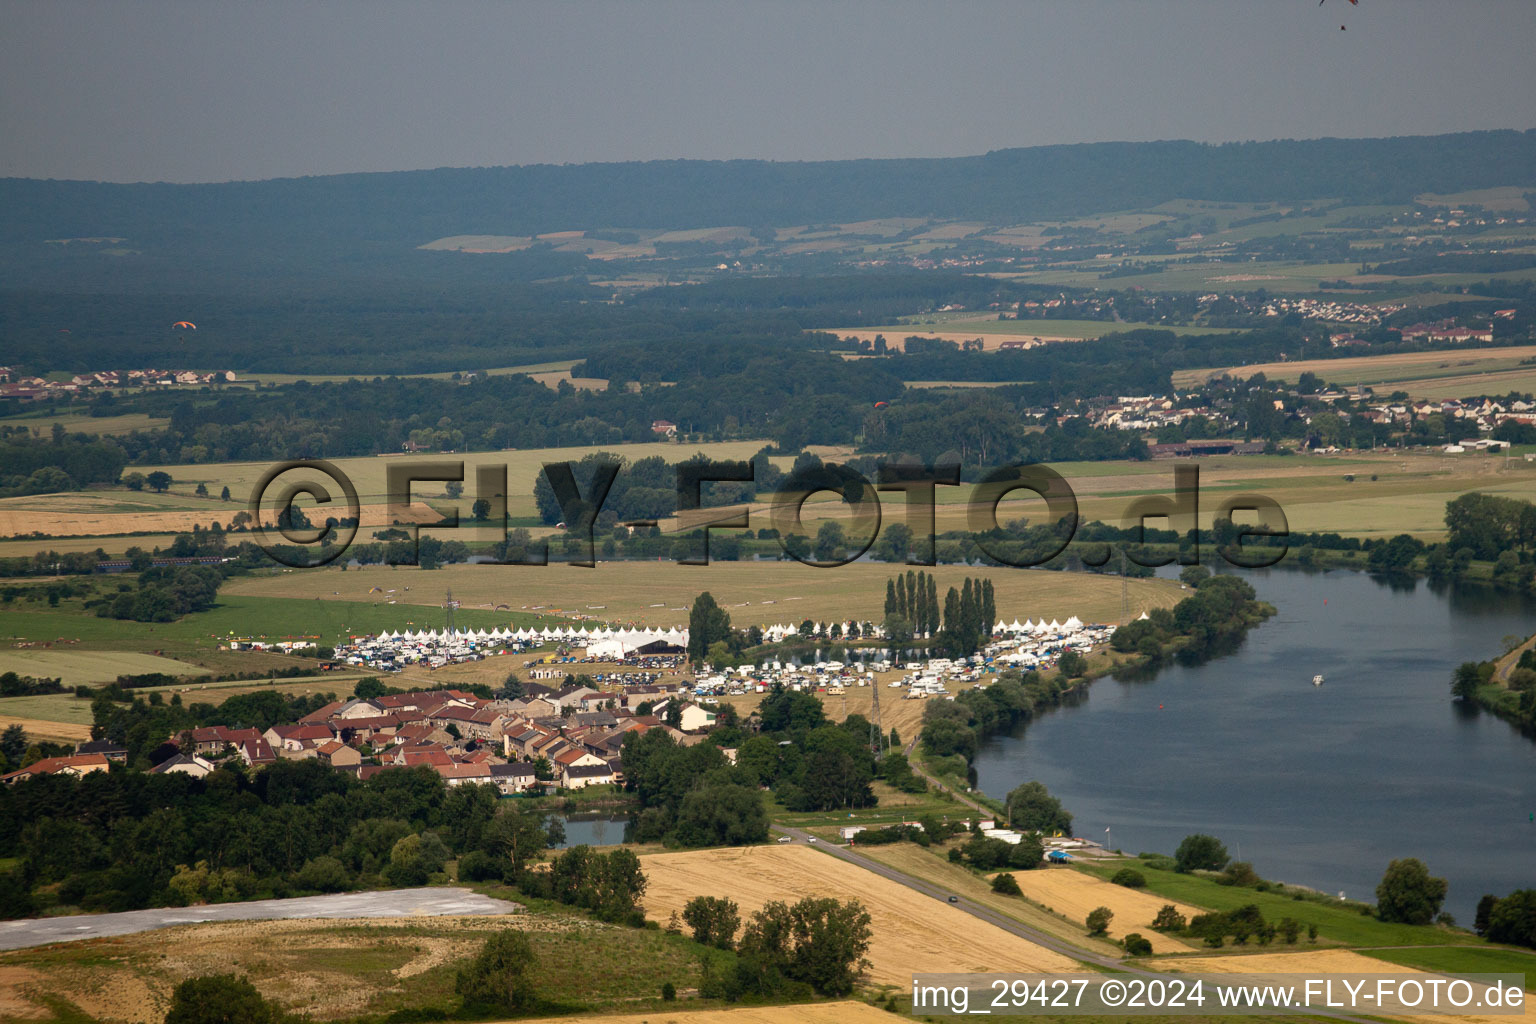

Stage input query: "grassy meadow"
[{"left": 219, "top": 559, "right": 1184, "bottom": 629}]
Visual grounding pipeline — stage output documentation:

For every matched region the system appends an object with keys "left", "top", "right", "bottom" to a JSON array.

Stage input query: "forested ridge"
[{"left": 6, "top": 132, "right": 1534, "bottom": 247}]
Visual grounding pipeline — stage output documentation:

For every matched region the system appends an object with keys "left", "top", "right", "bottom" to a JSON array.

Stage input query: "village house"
[
  {"left": 316, "top": 740, "right": 362, "bottom": 768},
  {"left": 74, "top": 739, "right": 128, "bottom": 761},
  {"left": 435, "top": 762, "right": 493, "bottom": 787},
  {"left": 149, "top": 753, "right": 215, "bottom": 778},
  {"left": 188, "top": 726, "right": 264, "bottom": 756},
  {"left": 489, "top": 762, "right": 538, "bottom": 795},
  {"left": 677, "top": 703, "right": 718, "bottom": 733},
  {"left": 264, "top": 723, "right": 334, "bottom": 752},
  {"left": 1, "top": 753, "right": 111, "bottom": 785},
  {"left": 562, "top": 762, "right": 617, "bottom": 789},
  {"left": 238, "top": 737, "right": 277, "bottom": 767}
]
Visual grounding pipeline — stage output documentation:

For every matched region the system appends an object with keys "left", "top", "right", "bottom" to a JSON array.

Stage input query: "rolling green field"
[
  {"left": 0, "top": 594, "right": 566, "bottom": 655},
  {"left": 1360, "top": 944, "right": 1536, "bottom": 985},
  {"left": 220, "top": 559, "right": 1184, "bottom": 629},
  {"left": 0, "top": 411, "right": 170, "bottom": 436},
  {"left": 0, "top": 650, "right": 211, "bottom": 684},
  {"left": 1077, "top": 860, "right": 1482, "bottom": 949}
]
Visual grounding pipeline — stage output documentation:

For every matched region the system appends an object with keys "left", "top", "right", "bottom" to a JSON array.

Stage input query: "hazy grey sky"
[{"left": 3, "top": 0, "right": 1533, "bottom": 183}]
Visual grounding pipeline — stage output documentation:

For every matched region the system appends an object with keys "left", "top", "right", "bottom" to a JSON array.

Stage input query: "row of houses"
[
  {"left": 1260, "top": 297, "right": 1407, "bottom": 326},
  {"left": 135, "top": 681, "right": 718, "bottom": 794},
  {"left": 1, "top": 370, "right": 245, "bottom": 401}
]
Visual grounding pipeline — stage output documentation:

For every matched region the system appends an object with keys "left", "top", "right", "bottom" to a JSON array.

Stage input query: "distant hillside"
[{"left": 4, "top": 131, "right": 1535, "bottom": 250}]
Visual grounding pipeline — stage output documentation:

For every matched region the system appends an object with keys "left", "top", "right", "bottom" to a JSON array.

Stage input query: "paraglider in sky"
[
  {"left": 874, "top": 400, "right": 889, "bottom": 409},
  {"left": 171, "top": 321, "right": 196, "bottom": 329},
  {"left": 1320, "top": 0, "right": 1357, "bottom": 29}
]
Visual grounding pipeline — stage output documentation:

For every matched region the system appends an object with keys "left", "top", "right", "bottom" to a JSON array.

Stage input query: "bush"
[
  {"left": 1122, "top": 932, "right": 1153, "bottom": 956},
  {"left": 1086, "top": 906, "right": 1113, "bottom": 936},
  {"left": 1220, "top": 861, "right": 1260, "bottom": 887},
  {"left": 991, "top": 872, "right": 1022, "bottom": 896},
  {"left": 294, "top": 855, "right": 350, "bottom": 893},
  {"left": 682, "top": 895, "right": 740, "bottom": 950},
  {"left": 456, "top": 849, "right": 504, "bottom": 883},
  {"left": 1174, "top": 834, "right": 1229, "bottom": 873},
  {"left": 1485, "top": 890, "right": 1536, "bottom": 949},
  {"left": 456, "top": 931, "right": 538, "bottom": 1013},
  {"left": 1110, "top": 868, "right": 1146, "bottom": 888},
  {"left": 1374, "top": 858, "right": 1447, "bottom": 925},
  {"left": 661, "top": 981, "right": 677, "bottom": 1001},
  {"left": 164, "top": 974, "right": 279, "bottom": 1024},
  {"left": 1151, "top": 904, "right": 1186, "bottom": 932}
]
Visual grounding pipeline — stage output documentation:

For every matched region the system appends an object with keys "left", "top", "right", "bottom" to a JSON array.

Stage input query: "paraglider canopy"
[
  {"left": 874, "top": 400, "right": 888, "bottom": 408},
  {"left": 171, "top": 321, "right": 196, "bottom": 329}
]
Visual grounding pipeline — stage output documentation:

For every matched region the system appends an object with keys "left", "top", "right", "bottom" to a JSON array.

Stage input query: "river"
[{"left": 972, "top": 567, "right": 1536, "bottom": 923}]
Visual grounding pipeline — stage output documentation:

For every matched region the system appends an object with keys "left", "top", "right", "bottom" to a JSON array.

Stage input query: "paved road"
[
  {"left": 0, "top": 887, "right": 520, "bottom": 951},
  {"left": 777, "top": 827, "right": 1380, "bottom": 1022},
  {"left": 779, "top": 824, "right": 1127, "bottom": 969}
]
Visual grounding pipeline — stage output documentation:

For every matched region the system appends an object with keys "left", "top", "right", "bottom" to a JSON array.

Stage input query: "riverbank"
[
  {"left": 915, "top": 572, "right": 1275, "bottom": 799},
  {"left": 971, "top": 566, "right": 1536, "bottom": 925},
  {"left": 1468, "top": 633, "right": 1536, "bottom": 737}
]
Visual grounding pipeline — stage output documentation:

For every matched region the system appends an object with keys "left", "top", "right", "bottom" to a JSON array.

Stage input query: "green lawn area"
[
  {"left": 1076, "top": 861, "right": 1482, "bottom": 949},
  {"left": 769, "top": 782, "right": 966, "bottom": 830},
  {"left": 0, "top": 594, "right": 566, "bottom": 656},
  {"left": 0, "top": 411, "right": 170, "bottom": 436},
  {"left": 1359, "top": 945, "right": 1536, "bottom": 987}
]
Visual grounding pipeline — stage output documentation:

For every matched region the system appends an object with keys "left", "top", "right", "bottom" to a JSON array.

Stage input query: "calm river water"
[{"left": 972, "top": 567, "right": 1536, "bottom": 923}]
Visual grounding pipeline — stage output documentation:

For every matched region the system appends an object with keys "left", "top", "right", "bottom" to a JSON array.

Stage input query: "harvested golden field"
[
  {"left": 638, "top": 845, "right": 1083, "bottom": 985},
  {"left": 527, "top": 369, "right": 611, "bottom": 391},
  {"left": 1172, "top": 344, "right": 1536, "bottom": 390},
  {"left": 0, "top": 714, "right": 91, "bottom": 743},
  {"left": 669, "top": 448, "right": 1536, "bottom": 540},
  {"left": 501, "top": 1003, "right": 894, "bottom": 1024},
  {"left": 1166, "top": 949, "right": 1536, "bottom": 1024},
  {"left": 132, "top": 439, "right": 774, "bottom": 520},
  {"left": 853, "top": 845, "right": 1128, "bottom": 957},
  {"left": 1005, "top": 867, "right": 1203, "bottom": 953},
  {"left": 222, "top": 559, "right": 1182, "bottom": 629},
  {"left": 0, "top": 533, "right": 184, "bottom": 558},
  {"left": 0, "top": 491, "right": 439, "bottom": 540}
]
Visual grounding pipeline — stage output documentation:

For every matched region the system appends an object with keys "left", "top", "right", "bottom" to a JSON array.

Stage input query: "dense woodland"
[{"left": 7, "top": 133, "right": 1534, "bottom": 253}]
